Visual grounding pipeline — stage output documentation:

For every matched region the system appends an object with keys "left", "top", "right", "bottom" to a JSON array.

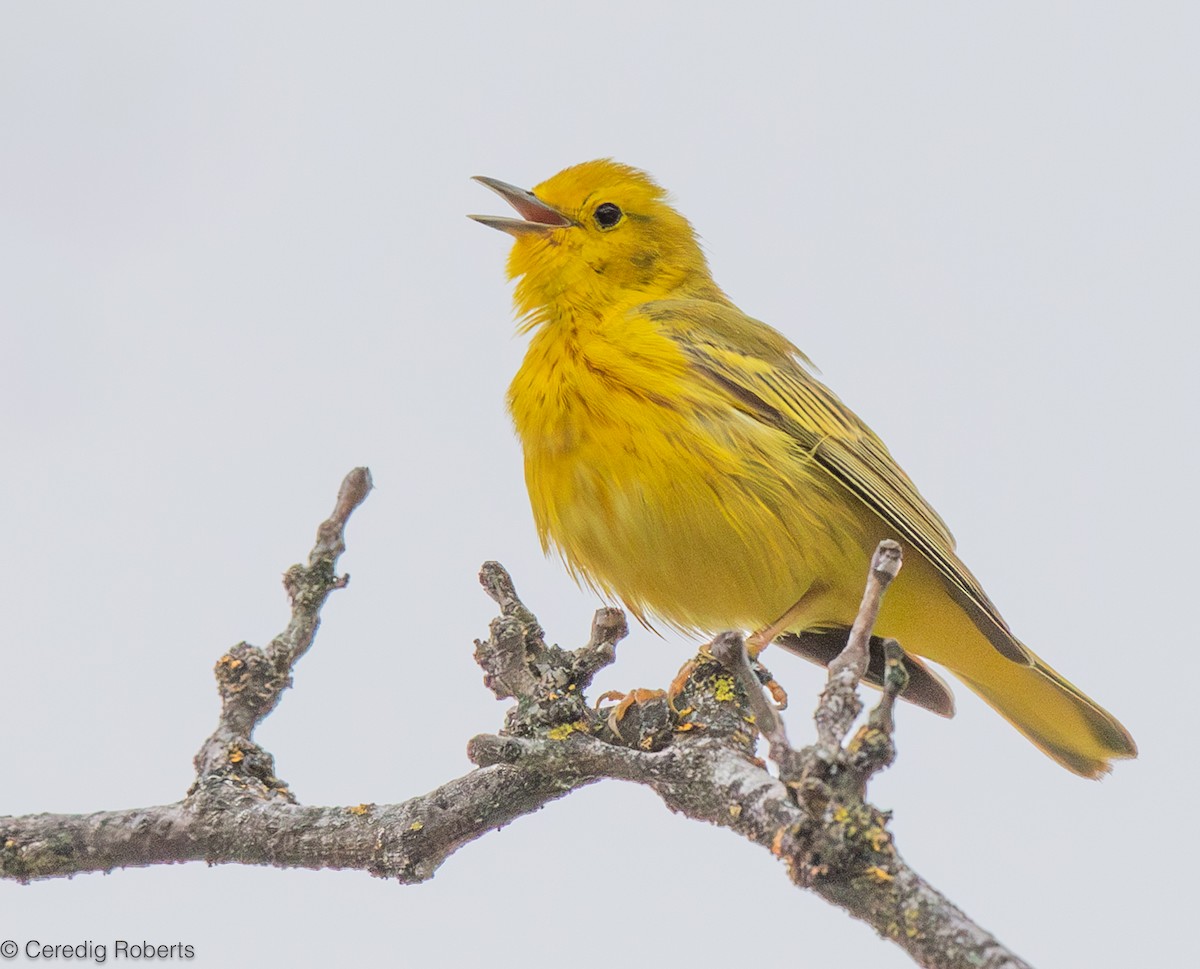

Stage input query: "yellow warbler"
[{"left": 471, "top": 159, "right": 1136, "bottom": 777}]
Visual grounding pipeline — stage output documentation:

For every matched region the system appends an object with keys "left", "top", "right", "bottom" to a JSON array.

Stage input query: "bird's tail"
[
  {"left": 953, "top": 654, "right": 1137, "bottom": 778},
  {"left": 873, "top": 552, "right": 1138, "bottom": 777}
]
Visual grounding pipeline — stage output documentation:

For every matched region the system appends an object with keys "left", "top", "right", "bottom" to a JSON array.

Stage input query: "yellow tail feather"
[
  {"left": 955, "top": 658, "right": 1137, "bottom": 778},
  {"left": 876, "top": 557, "right": 1136, "bottom": 777}
]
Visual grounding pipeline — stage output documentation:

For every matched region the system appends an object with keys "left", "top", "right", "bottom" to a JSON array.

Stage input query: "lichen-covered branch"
[
  {"left": 0, "top": 469, "right": 1031, "bottom": 969},
  {"left": 0, "top": 766, "right": 583, "bottom": 884},
  {"left": 190, "top": 467, "right": 373, "bottom": 798}
]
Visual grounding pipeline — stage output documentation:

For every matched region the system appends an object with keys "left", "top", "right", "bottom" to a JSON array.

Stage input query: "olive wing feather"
[{"left": 642, "top": 298, "right": 1030, "bottom": 666}]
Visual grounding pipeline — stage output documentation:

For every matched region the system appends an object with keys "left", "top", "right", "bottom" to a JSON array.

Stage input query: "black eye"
[{"left": 594, "top": 202, "right": 623, "bottom": 229}]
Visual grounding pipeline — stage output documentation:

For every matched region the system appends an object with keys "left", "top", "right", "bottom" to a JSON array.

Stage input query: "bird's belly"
[{"left": 524, "top": 407, "right": 870, "bottom": 634}]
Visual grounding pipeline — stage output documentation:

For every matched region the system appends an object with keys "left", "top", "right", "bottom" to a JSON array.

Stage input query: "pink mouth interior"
[{"left": 510, "top": 196, "right": 571, "bottom": 226}]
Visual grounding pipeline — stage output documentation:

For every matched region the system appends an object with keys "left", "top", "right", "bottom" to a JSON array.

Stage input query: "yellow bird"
[{"left": 471, "top": 159, "right": 1136, "bottom": 778}]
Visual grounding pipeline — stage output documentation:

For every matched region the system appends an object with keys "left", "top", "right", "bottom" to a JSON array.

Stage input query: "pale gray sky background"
[{"left": 2, "top": 3, "right": 1196, "bottom": 967}]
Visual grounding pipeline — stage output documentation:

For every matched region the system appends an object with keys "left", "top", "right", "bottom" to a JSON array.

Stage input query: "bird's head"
[{"left": 471, "top": 159, "right": 720, "bottom": 328}]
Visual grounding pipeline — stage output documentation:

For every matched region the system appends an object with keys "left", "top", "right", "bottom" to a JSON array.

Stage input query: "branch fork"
[{"left": 0, "top": 472, "right": 1031, "bottom": 969}]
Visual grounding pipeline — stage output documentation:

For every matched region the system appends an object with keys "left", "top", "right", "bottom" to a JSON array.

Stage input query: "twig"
[
  {"left": 847, "top": 638, "right": 909, "bottom": 779},
  {"left": 815, "top": 539, "right": 903, "bottom": 748},
  {"left": 190, "top": 467, "right": 373, "bottom": 798},
  {"left": 708, "top": 631, "right": 796, "bottom": 768}
]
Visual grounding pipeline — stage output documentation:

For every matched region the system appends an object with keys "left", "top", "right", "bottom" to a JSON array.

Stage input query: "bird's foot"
[
  {"left": 758, "top": 667, "right": 789, "bottom": 711},
  {"left": 597, "top": 688, "right": 671, "bottom": 749},
  {"left": 667, "top": 657, "right": 703, "bottom": 715}
]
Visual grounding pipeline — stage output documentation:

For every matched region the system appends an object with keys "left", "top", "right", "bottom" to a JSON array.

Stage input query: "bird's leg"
[
  {"left": 746, "top": 587, "right": 824, "bottom": 656},
  {"left": 746, "top": 589, "right": 828, "bottom": 709},
  {"left": 747, "top": 606, "right": 805, "bottom": 656}
]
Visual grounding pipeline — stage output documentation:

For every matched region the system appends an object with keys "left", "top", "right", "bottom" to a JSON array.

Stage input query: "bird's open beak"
[{"left": 469, "top": 176, "right": 575, "bottom": 237}]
